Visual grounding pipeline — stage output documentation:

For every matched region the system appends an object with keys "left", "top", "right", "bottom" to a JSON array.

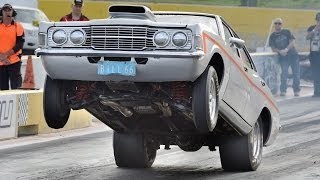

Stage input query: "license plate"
[{"left": 97, "top": 61, "right": 136, "bottom": 76}]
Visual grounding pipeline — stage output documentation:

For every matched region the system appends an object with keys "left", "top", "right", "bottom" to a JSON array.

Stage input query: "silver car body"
[{"left": 36, "top": 8, "right": 279, "bottom": 146}]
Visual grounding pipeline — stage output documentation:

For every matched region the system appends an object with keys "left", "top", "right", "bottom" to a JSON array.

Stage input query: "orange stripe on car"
[{"left": 202, "top": 32, "right": 279, "bottom": 113}]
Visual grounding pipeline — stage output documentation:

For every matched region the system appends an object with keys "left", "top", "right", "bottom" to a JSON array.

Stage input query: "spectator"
[
  {"left": 306, "top": 12, "right": 320, "bottom": 97},
  {"left": 269, "top": 18, "right": 300, "bottom": 97},
  {"left": 60, "top": 0, "right": 89, "bottom": 21},
  {"left": 0, "top": 3, "right": 25, "bottom": 90}
]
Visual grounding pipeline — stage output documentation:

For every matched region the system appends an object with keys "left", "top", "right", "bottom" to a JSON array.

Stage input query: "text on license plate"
[{"left": 97, "top": 61, "right": 136, "bottom": 76}]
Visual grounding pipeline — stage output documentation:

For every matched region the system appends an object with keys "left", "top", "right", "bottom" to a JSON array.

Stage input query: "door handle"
[
  {"left": 243, "top": 67, "right": 248, "bottom": 72},
  {"left": 260, "top": 80, "right": 266, "bottom": 86}
]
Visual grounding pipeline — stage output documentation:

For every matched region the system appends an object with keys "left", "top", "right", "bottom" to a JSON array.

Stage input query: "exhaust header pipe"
[{"left": 100, "top": 100, "right": 133, "bottom": 117}]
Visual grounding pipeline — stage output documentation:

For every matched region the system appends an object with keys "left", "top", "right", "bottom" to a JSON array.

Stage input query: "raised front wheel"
[
  {"left": 43, "top": 75, "right": 70, "bottom": 129},
  {"left": 192, "top": 66, "right": 219, "bottom": 133}
]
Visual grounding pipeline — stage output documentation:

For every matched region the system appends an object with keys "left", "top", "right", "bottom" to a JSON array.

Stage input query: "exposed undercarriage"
[
  {"left": 63, "top": 80, "right": 236, "bottom": 150},
  {"left": 43, "top": 65, "right": 263, "bottom": 171}
]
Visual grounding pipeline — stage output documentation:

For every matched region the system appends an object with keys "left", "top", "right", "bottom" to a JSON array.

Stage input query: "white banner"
[{"left": 0, "top": 94, "right": 17, "bottom": 140}]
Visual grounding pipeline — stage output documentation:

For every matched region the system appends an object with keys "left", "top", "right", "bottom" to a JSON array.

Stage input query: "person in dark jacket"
[
  {"left": 60, "top": 0, "right": 89, "bottom": 21},
  {"left": 269, "top": 18, "right": 300, "bottom": 97}
]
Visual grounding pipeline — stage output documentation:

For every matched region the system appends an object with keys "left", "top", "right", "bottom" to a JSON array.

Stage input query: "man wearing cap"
[
  {"left": 0, "top": 3, "right": 25, "bottom": 90},
  {"left": 306, "top": 13, "right": 320, "bottom": 97},
  {"left": 60, "top": 0, "right": 89, "bottom": 21},
  {"left": 269, "top": 18, "right": 300, "bottom": 97}
]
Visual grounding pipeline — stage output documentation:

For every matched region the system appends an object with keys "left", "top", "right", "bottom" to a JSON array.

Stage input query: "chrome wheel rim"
[
  {"left": 209, "top": 77, "right": 217, "bottom": 120},
  {"left": 250, "top": 121, "right": 262, "bottom": 162}
]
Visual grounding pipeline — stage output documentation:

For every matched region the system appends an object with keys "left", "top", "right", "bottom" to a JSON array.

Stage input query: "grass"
[
  {"left": 101, "top": 0, "right": 320, "bottom": 10},
  {"left": 258, "top": 0, "right": 320, "bottom": 9}
]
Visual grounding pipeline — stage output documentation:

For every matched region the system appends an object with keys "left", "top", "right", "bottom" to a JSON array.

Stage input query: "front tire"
[
  {"left": 43, "top": 75, "right": 70, "bottom": 129},
  {"left": 219, "top": 117, "right": 263, "bottom": 171},
  {"left": 192, "top": 66, "right": 219, "bottom": 133},
  {"left": 113, "top": 131, "right": 157, "bottom": 168}
]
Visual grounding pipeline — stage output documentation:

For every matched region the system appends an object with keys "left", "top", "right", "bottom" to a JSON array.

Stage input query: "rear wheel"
[
  {"left": 219, "top": 117, "right": 263, "bottom": 171},
  {"left": 43, "top": 75, "right": 70, "bottom": 129},
  {"left": 113, "top": 131, "right": 157, "bottom": 168},
  {"left": 192, "top": 66, "right": 219, "bottom": 133}
]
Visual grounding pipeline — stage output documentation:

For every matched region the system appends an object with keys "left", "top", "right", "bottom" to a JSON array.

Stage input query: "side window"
[
  {"left": 208, "top": 18, "right": 219, "bottom": 35},
  {"left": 222, "top": 23, "right": 232, "bottom": 43},
  {"left": 239, "top": 47, "right": 256, "bottom": 71}
]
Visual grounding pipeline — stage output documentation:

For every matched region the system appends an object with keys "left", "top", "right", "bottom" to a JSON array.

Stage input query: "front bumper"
[
  {"left": 35, "top": 48, "right": 204, "bottom": 58},
  {"left": 36, "top": 48, "right": 207, "bottom": 82}
]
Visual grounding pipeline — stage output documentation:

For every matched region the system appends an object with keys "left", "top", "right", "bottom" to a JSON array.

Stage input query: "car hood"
[{"left": 20, "top": 22, "right": 38, "bottom": 31}]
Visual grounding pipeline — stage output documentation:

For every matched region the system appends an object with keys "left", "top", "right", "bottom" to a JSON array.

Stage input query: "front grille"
[
  {"left": 91, "top": 26, "right": 157, "bottom": 50},
  {"left": 83, "top": 27, "right": 91, "bottom": 47}
]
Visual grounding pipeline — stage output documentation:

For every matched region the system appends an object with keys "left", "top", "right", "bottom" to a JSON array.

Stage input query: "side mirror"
[
  {"left": 229, "top": 37, "right": 245, "bottom": 48},
  {"left": 32, "top": 20, "right": 40, "bottom": 27}
]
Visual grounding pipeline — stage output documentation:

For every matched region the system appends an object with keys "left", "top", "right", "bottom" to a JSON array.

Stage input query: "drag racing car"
[{"left": 35, "top": 5, "right": 280, "bottom": 171}]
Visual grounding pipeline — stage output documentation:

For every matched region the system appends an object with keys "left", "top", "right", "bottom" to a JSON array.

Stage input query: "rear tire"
[
  {"left": 43, "top": 75, "right": 70, "bottom": 129},
  {"left": 219, "top": 117, "right": 263, "bottom": 171},
  {"left": 192, "top": 66, "right": 219, "bottom": 133},
  {"left": 113, "top": 131, "right": 157, "bottom": 168}
]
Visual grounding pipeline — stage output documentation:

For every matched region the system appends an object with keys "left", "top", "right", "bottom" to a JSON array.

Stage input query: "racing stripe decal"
[{"left": 202, "top": 32, "right": 279, "bottom": 113}]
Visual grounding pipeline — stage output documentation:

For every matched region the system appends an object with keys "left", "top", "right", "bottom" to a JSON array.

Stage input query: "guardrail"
[{"left": 251, "top": 52, "right": 310, "bottom": 95}]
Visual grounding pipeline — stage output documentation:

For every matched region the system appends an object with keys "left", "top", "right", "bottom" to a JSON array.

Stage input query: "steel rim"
[
  {"left": 209, "top": 77, "right": 217, "bottom": 120},
  {"left": 250, "top": 121, "right": 262, "bottom": 162}
]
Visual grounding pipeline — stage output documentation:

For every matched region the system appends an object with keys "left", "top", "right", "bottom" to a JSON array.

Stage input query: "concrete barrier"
[
  {"left": 0, "top": 89, "right": 92, "bottom": 139},
  {"left": 251, "top": 52, "right": 281, "bottom": 95},
  {"left": 251, "top": 52, "right": 310, "bottom": 95},
  {"left": 0, "top": 93, "right": 18, "bottom": 140},
  {"left": 16, "top": 90, "right": 92, "bottom": 136}
]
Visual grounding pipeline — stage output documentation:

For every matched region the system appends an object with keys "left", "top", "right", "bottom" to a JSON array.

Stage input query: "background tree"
[{"left": 241, "top": 0, "right": 258, "bottom": 7}]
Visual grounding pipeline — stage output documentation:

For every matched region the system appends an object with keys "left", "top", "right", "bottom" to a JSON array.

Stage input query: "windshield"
[
  {"left": 155, "top": 14, "right": 219, "bottom": 34},
  {"left": 14, "top": 8, "right": 49, "bottom": 24}
]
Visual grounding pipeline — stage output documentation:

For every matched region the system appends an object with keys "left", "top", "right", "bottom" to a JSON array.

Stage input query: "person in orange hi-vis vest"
[
  {"left": 0, "top": 3, "right": 25, "bottom": 90},
  {"left": 60, "top": 0, "right": 89, "bottom": 22}
]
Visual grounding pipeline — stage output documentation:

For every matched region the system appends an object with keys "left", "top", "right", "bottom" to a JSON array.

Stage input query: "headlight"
[
  {"left": 172, "top": 32, "right": 187, "bottom": 47},
  {"left": 70, "top": 30, "right": 85, "bottom": 45},
  {"left": 153, "top": 31, "right": 170, "bottom": 47},
  {"left": 52, "top": 30, "right": 67, "bottom": 45}
]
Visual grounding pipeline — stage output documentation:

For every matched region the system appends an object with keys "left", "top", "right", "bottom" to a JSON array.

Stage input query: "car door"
[
  {"left": 238, "top": 46, "right": 268, "bottom": 126},
  {"left": 221, "top": 22, "right": 250, "bottom": 117}
]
